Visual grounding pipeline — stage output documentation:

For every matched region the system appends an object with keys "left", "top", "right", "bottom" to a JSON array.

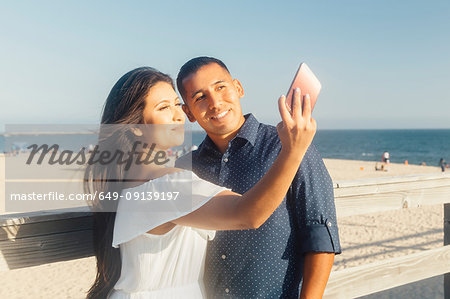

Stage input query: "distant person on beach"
[
  {"left": 84, "top": 67, "right": 316, "bottom": 298},
  {"left": 440, "top": 158, "right": 447, "bottom": 172},
  {"left": 176, "top": 57, "right": 340, "bottom": 299},
  {"left": 382, "top": 151, "right": 390, "bottom": 163},
  {"left": 379, "top": 151, "right": 390, "bottom": 171}
]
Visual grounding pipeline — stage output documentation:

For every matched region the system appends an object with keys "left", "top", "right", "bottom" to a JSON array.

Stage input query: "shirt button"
[
  {"left": 221, "top": 254, "right": 226, "bottom": 260},
  {"left": 225, "top": 288, "right": 230, "bottom": 293},
  {"left": 223, "top": 157, "right": 229, "bottom": 163},
  {"left": 327, "top": 222, "right": 332, "bottom": 227}
]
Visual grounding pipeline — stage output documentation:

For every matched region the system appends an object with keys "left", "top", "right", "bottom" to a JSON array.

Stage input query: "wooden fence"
[{"left": 1, "top": 172, "right": 450, "bottom": 298}]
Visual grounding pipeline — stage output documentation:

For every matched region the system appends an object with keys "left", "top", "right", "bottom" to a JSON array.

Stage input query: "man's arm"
[
  {"left": 289, "top": 144, "right": 341, "bottom": 298},
  {"left": 300, "top": 252, "right": 334, "bottom": 299}
]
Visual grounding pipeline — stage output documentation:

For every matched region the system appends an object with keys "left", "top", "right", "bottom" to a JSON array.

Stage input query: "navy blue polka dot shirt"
[{"left": 176, "top": 114, "right": 341, "bottom": 298}]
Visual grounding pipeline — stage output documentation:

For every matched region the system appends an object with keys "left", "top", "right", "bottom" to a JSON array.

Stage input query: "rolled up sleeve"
[
  {"left": 289, "top": 144, "right": 342, "bottom": 255},
  {"left": 301, "top": 219, "right": 340, "bottom": 253}
]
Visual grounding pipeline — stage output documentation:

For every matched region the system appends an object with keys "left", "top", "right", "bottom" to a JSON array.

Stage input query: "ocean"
[
  {"left": 193, "top": 129, "right": 450, "bottom": 166},
  {"left": 1, "top": 129, "right": 449, "bottom": 167},
  {"left": 312, "top": 129, "right": 450, "bottom": 166}
]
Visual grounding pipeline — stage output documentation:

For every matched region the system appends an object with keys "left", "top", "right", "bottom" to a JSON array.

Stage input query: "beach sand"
[
  {"left": 323, "top": 158, "right": 442, "bottom": 181},
  {"left": 0, "top": 157, "right": 446, "bottom": 298}
]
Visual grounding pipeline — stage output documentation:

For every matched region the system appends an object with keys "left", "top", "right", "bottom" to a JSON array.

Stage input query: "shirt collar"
[
  {"left": 233, "top": 113, "right": 259, "bottom": 147},
  {"left": 198, "top": 113, "right": 260, "bottom": 155}
]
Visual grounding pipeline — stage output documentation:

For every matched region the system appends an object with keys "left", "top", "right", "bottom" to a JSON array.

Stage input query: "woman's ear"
[
  {"left": 131, "top": 127, "right": 143, "bottom": 136},
  {"left": 182, "top": 104, "right": 197, "bottom": 123}
]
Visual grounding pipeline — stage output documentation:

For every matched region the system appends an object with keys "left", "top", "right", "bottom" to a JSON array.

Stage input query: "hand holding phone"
[{"left": 285, "top": 63, "right": 321, "bottom": 112}]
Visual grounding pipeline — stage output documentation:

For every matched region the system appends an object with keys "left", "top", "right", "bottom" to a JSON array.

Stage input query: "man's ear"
[
  {"left": 182, "top": 104, "right": 197, "bottom": 123},
  {"left": 233, "top": 79, "right": 245, "bottom": 98}
]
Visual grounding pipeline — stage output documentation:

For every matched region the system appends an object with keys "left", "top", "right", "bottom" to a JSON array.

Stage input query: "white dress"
[{"left": 109, "top": 170, "right": 229, "bottom": 299}]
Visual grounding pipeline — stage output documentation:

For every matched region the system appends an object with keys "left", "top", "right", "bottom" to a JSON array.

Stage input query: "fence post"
[{"left": 445, "top": 203, "right": 450, "bottom": 299}]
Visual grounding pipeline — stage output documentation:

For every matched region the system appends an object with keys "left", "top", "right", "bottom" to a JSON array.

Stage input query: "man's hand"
[{"left": 300, "top": 252, "right": 335, "bottom": 299}]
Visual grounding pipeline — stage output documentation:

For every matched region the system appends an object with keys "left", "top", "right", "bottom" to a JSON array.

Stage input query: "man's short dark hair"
[{"left": 176, "top": 56, "right": 230, "bottom": 100}]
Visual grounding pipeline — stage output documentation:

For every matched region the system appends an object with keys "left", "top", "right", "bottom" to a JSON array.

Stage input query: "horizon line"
[{"left": 1, "top": 127, "right": 450, "bottom": 135}]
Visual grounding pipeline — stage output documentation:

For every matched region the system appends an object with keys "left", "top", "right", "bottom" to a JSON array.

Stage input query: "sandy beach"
[
  {"left": 0, "top": 157, "right": 446, "bottom": 298},
  {"left": 323, "top": 158, "right": 442, "bottom": 181}
]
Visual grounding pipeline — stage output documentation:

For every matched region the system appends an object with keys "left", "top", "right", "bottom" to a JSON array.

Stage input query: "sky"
[{"left": 1, "top": 0, "right": 449, "bottom": 131}]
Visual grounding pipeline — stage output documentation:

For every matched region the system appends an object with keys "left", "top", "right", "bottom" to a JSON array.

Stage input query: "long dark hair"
[{"left": 85, "top": 67, "right": 174, "bottom": 298}]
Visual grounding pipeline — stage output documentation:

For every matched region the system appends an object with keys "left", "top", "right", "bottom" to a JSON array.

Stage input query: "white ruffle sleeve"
[{"left": 112, "top": 170, "right": 230, "bottom": 248}]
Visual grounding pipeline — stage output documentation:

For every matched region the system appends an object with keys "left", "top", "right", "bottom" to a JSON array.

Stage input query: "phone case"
[{"left": 285, "top": 63, "right": 321, "bottom": 112}]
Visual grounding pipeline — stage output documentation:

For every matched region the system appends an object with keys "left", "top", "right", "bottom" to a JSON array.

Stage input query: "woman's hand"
[{"left": 277, "top": 88, "right": 316, "bottom": 158}]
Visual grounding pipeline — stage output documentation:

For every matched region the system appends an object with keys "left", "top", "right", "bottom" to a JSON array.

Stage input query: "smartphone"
[{"left": 285, "top": 62, "right": 321, "bottom": 112}]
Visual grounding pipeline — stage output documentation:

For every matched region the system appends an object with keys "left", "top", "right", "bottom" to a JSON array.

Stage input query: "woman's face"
[{"left": 142, "top": 82, "right": 185, "bottom": 149}]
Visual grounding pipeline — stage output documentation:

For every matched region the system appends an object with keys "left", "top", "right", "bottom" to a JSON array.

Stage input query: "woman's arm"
[
  {"left": 171, "top": 90, "right": 316, "bottom": 231},
  {"left": 172, "top": 149, "right": 305, "bottom": 230}
]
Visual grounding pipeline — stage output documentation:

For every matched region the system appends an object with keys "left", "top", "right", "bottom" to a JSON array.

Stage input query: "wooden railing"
[
  {"left": 325, "top": 172, "right": 450, "bottom": 298},
  {"left": 0, "top": 207, "right": 92, "bottom": 270},
  {"left": 1, "top": 173, "right": 450, "bottom": 298}
]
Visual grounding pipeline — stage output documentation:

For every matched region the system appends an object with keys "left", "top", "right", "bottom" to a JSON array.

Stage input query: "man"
[{"left": 175, "top": 57, "right": 341, "bottom": 298}]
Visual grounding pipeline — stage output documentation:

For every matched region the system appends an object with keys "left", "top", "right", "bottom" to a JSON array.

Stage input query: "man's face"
[{"left": 181, "top": 63, "right": 245, "bottom": 138}]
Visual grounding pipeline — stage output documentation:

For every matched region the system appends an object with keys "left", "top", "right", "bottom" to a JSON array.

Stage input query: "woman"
[{"left": 85, "top": 67, "right": 316, "bottom": 298}]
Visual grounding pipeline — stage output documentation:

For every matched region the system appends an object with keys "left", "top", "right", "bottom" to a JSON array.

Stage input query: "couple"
[{"left": 86, "top": 57, "right": 341, "bottom": 299}]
